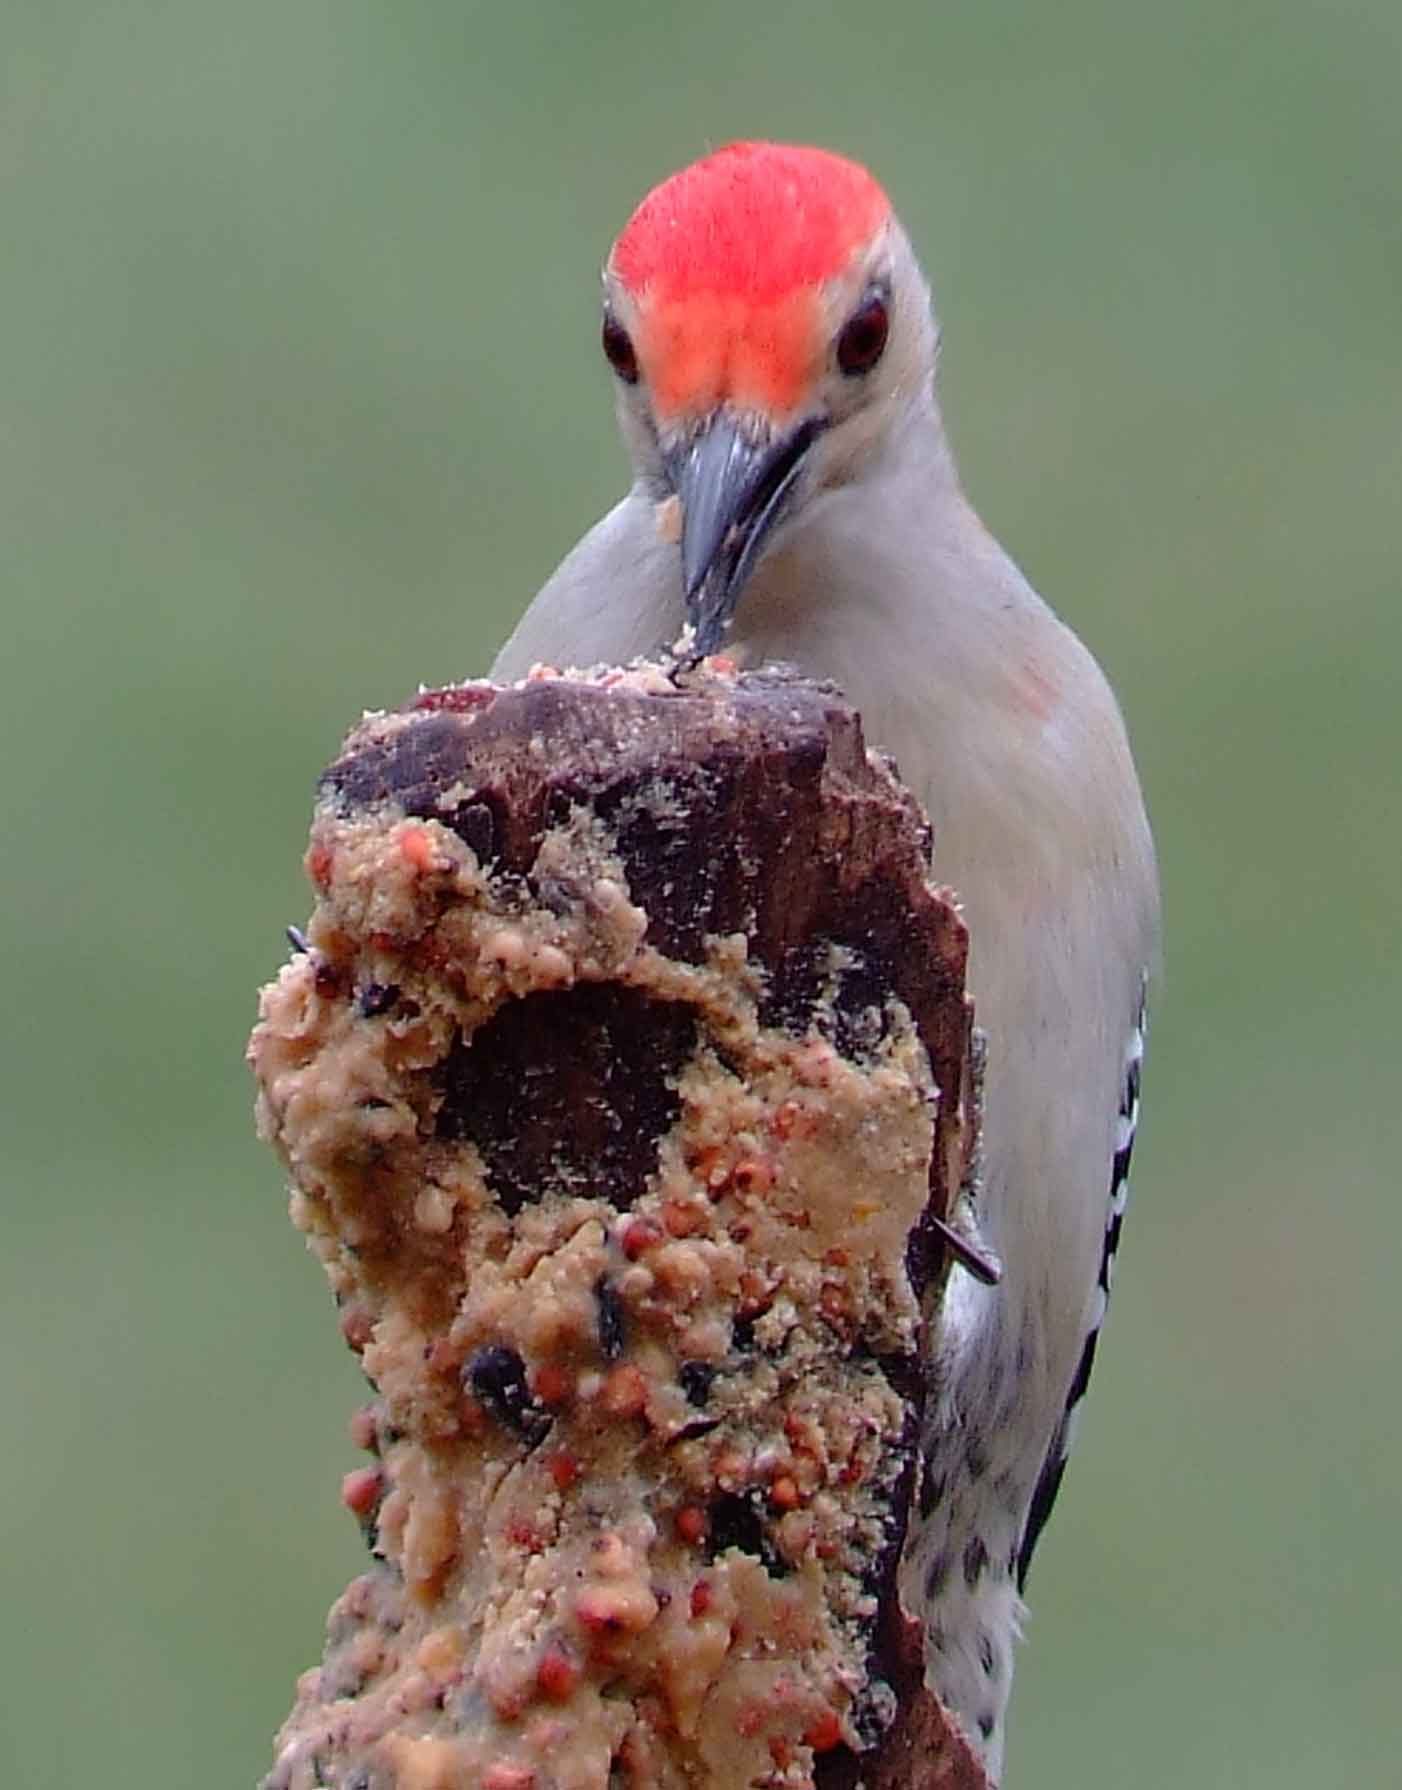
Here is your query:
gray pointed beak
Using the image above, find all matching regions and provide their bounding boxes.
[664,411,825,656]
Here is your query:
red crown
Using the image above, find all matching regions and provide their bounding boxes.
[614,142,889,305]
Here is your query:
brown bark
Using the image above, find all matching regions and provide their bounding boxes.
[250,664,990,1790]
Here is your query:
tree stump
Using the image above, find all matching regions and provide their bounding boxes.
[249,662,989,1790]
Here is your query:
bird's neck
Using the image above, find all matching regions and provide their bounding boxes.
[726,396,1047,746]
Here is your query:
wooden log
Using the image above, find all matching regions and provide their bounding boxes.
[249,662,989,1790]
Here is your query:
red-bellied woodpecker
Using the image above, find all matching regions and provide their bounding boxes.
[493,141,1159,1779]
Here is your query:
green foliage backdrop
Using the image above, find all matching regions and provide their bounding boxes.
[2,3,1398,1784]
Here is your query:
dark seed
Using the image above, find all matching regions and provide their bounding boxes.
[673,1414,723,1441]
[285,924,309,953]
[596,1278,626,1360]
[678,1361,716,1406]
[357,981,400,1017]
[466,1345,547,1441]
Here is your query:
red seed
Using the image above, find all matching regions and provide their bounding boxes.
[339,1307,373,1352]
[546,1450,579,1492]
[397,823,436,872]
[619,1216,662,1259]
[804,1711,843,1753]
[535,1641,580,1702]
[305,841,334,888]
[661,1198,704,1237]
[688,1146,731,1192]
[690,1580,713,1618]
[737,1269,771,1315]
[732,1155,773,1196]
[340,1467,382,1517]
[532,1363,572,1407]
[769,1475,801,1511]
[600,1364,647,1420]
[675,1505,707,1545]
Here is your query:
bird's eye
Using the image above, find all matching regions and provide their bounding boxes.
[836,288,890,377]
[602,312,640,384]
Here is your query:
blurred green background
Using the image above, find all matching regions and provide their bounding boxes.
[3,2,1398,1784]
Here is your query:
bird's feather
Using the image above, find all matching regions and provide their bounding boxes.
[1016,991,1147,1589]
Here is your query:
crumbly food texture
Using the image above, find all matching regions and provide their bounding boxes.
[249,665,964,1790]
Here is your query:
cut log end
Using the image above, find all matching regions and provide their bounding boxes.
[249,661,988,1790]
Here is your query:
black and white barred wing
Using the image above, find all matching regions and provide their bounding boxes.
[1016,993,1147,1588]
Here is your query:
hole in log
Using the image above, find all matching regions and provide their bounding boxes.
[435,984,698,1213]
[705,1491,790,1579]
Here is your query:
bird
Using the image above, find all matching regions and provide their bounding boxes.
[492,140,1159,1781]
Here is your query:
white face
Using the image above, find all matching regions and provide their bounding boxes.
[597,215,940,652]
[803,220,940,493]
[601,218,940,501]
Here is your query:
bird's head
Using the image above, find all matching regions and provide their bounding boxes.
[601,142,938,654]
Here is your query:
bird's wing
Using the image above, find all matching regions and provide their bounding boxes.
[1015,987,1147,1589]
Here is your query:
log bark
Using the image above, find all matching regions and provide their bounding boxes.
[249,663,989,1790]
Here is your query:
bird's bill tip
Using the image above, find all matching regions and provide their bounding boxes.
[665,409,825,655]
